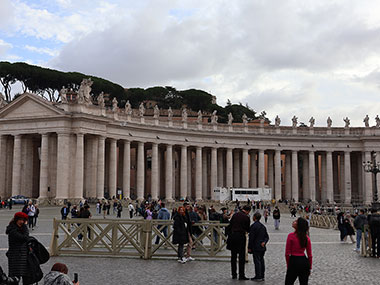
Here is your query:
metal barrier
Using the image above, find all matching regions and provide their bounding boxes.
[360,225,373,257]
[300,213,338,229]
[50,218,230,260]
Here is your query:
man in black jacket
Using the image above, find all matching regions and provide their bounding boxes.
[228,205,251,280]
[368,208,380,258]
[248,212,269,282]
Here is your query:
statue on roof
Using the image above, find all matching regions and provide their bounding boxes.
[211,110,218,124]
[292,116,298,128]
[376,115,380,128]
[343,117,350,128]
[327,116,332,128]
[77,78,93,105]
[153,105,160,119]
[228,112,233,125]
[139,102,145,117]
[182,107,188,122]
[242,113,248,126]
[59,86,68,103]
[112,97,118,112]
[168,107,173,120]
[363,115,370,127]
[125,100,132,115]
[275,115,281,127]
[309,117,315,128]
[97,92,105,108]
[197,110,202,124]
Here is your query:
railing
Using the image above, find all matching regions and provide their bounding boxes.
[300,213,338,229]
[50,218,230,260]
[360,225,373,257]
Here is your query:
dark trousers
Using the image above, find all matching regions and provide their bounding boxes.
[371,230,380,257]
[338,225,347,241]
[178,243,184,259]
[285,256,310,285]
[252,251,265,279]
[28,216,34,228]
[129,211,133,219]
[231,248,246,278]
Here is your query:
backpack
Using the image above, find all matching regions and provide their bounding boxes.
[23,251,43,285]
[28,237,50,264]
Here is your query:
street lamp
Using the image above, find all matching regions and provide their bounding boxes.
[362,152,380,211]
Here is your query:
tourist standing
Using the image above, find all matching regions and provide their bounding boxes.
[263,208,269,223]
[273,206,281,230]
[71,205,79,218]
[128,203,134,219]
[353,209,367,252]
[27,201,36,230]
[173,206,189,264]
[344,212,355,243]
[368,208,380,258]
[6,212,30,282]
[285,217,313,285]
[248,212,269,282]
[227,205,251,280]
[61,205,69,220]
[155,203,171,244]
[337,210,347,242]
[116,202,123,218]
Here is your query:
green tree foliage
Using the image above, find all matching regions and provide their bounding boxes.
[225,102,257,123]
[0,61,124,102]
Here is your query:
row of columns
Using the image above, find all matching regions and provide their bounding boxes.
[0,132,376,205]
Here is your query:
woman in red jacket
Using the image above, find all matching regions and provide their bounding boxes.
[285,217,312,285]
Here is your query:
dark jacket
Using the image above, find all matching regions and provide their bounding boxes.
[248,221,269,252]
[6,223,29,277]
[227,211,250,252]
[368,213,380,233]
[354,214,367,230]
[273,208,280,219]
[172,213,189,245]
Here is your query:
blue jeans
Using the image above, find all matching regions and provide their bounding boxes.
[274,219,280,229]
[356,229,362,250]
[155,225,168,244]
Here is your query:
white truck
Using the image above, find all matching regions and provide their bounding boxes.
[213,187,272,202]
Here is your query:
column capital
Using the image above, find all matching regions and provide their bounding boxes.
[76,133,84,138]
[98,135,106,141]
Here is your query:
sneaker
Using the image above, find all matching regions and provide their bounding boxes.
[186,256,195,262]
[251,277,264,282]
[353,248,359,252]
[177,257,187,264]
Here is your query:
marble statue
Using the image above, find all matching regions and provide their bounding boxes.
[211,110,218,124]
[168,107,173,120]
[77,78,93,105]
[97,92,105,108]
[376,115,380,128]
[153,105,160,119]
[112,97,118,112]
[182,108,188,122]
[0,92,7,108]
[125,100,132,115]
[275,115,281,127]
[242,113,248,126]
[327,117,332,128]
[292,116,298,128]
[197,110,202,124]
[309,117,315,128]
[139,103,145,117]
[364,115,369,127]
[59,86,68,103]
[228,112,234,125]
[344,117,350,128]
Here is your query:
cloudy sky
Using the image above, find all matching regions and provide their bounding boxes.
[1,0,380,127]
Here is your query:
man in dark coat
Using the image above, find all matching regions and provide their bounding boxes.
[6,212,29,281]
[228,205,251,280]
[248,212,269,282]
[368,208,380,258]
[172,206,189,263]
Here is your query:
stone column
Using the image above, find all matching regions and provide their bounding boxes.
[326,151,334,203]
[285,152,292,200]
[302,154,309,201]
[226,148,233,188]
[241,149,249,188]
[291,150,299,202]
[151,143,159,200]
[364,151,372,204]
[195,146,202,200]
[180,145,187,199]
[343,151,351,204]
[136,142,145,200]
[109,138,117,199]
[202,150,208,199]
[267,152,274,196]
[274,150,282,200]
[250,151,257,188]
[217,149,224,187]
[187,148,192,199]
[123,140,131,199]
[96,136,105,199]
[258,149,265,188]
[39,133,49,199]
[165,144,173,201]
[321,154,327,202]
[0,136,6,198]
[56,133,70,199]
[211,147,217,199]
[309,151,316,201]
[74,133,84,199]
[11,135,22,196]
[233,150,240,187]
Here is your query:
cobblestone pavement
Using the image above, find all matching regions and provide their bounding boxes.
[1,206,379,285]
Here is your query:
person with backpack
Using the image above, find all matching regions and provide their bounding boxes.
[353,209,368,252]
[368,208,380,258]
[116,202,123,218]
[6,212,30,283]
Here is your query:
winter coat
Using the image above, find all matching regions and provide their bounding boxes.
[6,222,29,277]
[43,271,73,285]
[354,214,367,230]
[172,213,189,245]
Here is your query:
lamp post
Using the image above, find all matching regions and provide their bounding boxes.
[362,152,380,211]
